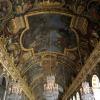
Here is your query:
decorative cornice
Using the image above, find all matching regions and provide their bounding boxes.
[34,0,65,8]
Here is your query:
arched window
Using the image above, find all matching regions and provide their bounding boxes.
[73,96,76,100]
[76,92,80,100]
[70,98,72,100]
[92,75,100,100]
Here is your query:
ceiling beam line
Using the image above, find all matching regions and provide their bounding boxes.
[62,41,100,100]
[0,38,35,100]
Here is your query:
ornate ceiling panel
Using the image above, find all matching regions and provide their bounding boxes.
[20,14,78,53]
[0,0,100,100]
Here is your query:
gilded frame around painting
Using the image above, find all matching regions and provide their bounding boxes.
[20,9,79,56]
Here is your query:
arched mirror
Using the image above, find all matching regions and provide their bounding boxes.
[73,96,76,100]
[76,92,80,100]
[70,98,72,100]
[92,74,100,100]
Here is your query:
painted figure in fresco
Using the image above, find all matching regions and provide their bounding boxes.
[88,1,100,22]
[21,14,78,53]
[0,0,9,19]
[87,1,100,39]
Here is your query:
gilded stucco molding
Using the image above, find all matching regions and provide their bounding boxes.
[0,37,35,100]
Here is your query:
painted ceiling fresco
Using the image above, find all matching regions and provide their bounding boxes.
[21,14,78,53]
[0,0,100,100]
[0,0,10,19]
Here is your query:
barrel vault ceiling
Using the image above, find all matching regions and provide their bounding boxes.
[0,0,100,100]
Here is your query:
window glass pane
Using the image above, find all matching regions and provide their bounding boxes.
[73,96,76,100]
[76,92,80,100]
[92,75,100,100]
[70,98,72,100]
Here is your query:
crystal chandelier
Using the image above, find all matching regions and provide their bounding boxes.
[43,75,59,100]
[8,80,22,95]
[7,80,22,100]
[81,81,94,100]
[43,30,60,100]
